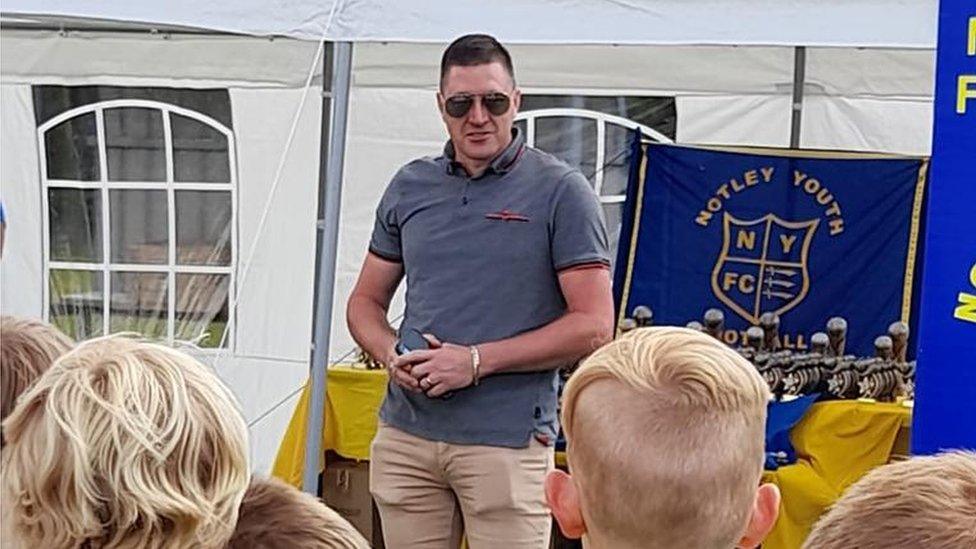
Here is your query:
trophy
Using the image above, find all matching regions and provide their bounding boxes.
[632,305,654,327]
[888,321,909,363]
[759,312,782,351]
[826,317,848,357]
[857,336,902,401]
[703,308,725,340]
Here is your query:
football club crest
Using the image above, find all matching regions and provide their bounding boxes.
[711,213,819,324]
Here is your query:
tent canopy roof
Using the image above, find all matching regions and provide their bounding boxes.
[1,0,937,49]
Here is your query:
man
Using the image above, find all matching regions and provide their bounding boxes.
[0,315,74,442]
[545,327,780,548]
[1,336,250,548]
[802,451,976,548]
[347,34,614,548]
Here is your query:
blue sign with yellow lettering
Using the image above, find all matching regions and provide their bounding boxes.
[912,1,976,455]
[613,142,927,356]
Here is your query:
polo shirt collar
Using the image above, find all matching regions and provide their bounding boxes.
[444,127,525,177]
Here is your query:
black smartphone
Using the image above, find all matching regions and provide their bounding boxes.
[395,327,429,355]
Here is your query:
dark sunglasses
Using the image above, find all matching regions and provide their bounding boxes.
[443,92,512,118]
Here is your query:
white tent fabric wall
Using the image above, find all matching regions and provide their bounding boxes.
[221,86,321,471]
[0,85,45,318]
[676,95,793,146]
[801,48,935,156]
[0,30,324,472]
[231,86,320,363]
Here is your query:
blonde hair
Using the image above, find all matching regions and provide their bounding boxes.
[562,327,770,548]
[1,316,74,427]
[1,335,250,548]
[228,475,370,549]
[802,451,976,549]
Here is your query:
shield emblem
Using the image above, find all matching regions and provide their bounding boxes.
[710,213,819,324]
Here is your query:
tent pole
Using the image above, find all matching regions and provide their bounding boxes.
[789,46,806,148]
[303,40,353,495]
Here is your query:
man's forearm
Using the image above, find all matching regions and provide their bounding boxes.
[347,294,398,365]
[478,311,613,377]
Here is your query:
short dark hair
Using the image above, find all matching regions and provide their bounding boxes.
[440,34,515,89]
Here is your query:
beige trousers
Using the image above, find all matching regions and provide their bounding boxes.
[369,423,554,549]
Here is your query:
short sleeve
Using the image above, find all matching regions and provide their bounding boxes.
[549,171,611,271]
[368,180,402,262]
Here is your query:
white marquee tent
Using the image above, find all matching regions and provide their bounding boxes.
[0,1,938,474]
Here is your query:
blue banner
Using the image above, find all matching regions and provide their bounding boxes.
[613,141,927,357]
[912,1,976,455]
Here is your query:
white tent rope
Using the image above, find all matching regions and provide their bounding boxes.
[246,343,360,428]
[212,40,322,354]
[245,310,404,428]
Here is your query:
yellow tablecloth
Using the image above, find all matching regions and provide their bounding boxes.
[273,366,910,548]
[761,400,910,549]
[272,366,388,487]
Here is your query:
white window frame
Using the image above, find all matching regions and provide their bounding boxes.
[516,108,672,206]
[38,98,238,350]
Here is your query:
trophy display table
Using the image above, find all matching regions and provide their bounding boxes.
[273,365,910,548]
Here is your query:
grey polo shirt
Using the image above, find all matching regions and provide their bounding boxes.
[370,128,610,448]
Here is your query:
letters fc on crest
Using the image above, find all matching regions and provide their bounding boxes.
[711,213,819,324]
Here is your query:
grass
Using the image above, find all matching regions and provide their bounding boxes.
[49,269,229,347]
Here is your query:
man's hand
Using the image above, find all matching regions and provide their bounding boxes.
[394,334,474,398]
[384,344,421,393]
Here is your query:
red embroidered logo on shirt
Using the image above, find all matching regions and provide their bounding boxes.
[485,210,530,222]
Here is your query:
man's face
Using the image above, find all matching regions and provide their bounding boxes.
[438,61,521,168]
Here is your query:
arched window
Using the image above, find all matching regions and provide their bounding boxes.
[516,102,673,264]
[39,98,236,347]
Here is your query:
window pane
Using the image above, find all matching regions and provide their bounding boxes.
[521,95,676,140]
[176,191,232,266]
[602,202,624,269]
[110,271,168,339]
[49,269,104,340]
[48,188,103,262]
[172,114,230,183]
[44,113,99,180]
[602,124,636,197]
[110,190,168,264]
[34,86,232,130]
[175,274,229,348]
[104,107,165,182]
[616,97,677,140]
[534,117,597,183]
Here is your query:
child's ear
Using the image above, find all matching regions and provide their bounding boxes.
[738,483,781,548]
[545,469,587,539]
